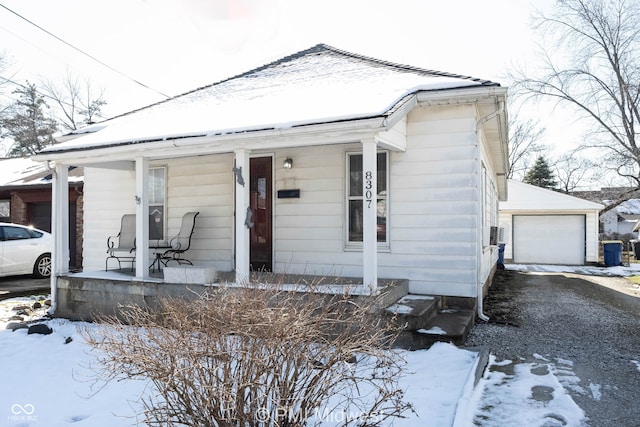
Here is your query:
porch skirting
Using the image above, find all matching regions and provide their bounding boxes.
[53,273,410,322]
[54,275,215,321]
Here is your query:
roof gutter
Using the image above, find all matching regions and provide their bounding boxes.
[474,99,507,323]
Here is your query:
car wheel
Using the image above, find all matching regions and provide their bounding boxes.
[33,253,52,279]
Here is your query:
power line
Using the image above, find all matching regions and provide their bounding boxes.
[0,3,171,99]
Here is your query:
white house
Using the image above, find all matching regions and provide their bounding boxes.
[499,180,603,265]
[33,44,509,319]
[602,199,640,237]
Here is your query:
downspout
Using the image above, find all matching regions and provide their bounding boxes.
[475,100,505,322]
[45,160,57,316]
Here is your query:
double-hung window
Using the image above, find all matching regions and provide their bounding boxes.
[347,151,388,246]
[149,166,166,241]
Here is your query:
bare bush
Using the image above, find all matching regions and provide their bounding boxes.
[82,284,412,427]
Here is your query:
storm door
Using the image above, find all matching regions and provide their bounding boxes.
[249,157,273,271]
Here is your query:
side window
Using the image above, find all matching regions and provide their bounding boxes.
[149,166,166,241]
[3,226,33,241]
[0,200,9,223]
[347,152,388,244]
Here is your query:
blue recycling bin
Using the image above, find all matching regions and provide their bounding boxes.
[603,240,623,267]
[498,243,506,268]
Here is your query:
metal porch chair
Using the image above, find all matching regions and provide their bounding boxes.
[157,212,199,268]
[106,214,136,271]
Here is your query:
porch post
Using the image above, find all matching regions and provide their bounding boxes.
[50,163,69,313]
[135,157,150,279]
[362,138,378,294]
[53,163,70,273]
[234,149,250,283]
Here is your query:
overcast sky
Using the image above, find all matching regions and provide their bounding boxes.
[1,0,577,153]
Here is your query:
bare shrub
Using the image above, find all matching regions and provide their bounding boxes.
[82,284,412,427]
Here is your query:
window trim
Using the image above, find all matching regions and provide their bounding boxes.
[345,150,390,250]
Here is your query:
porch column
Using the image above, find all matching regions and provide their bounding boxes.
[362,138,378,294]
[234,149,250,283]
[135,157,150,279]
[50,163,69,308]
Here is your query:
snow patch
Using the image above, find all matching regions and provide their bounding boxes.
[417,326,446,335]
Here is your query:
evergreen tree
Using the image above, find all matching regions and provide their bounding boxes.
[2,82,58,157]
[523,156,558,189]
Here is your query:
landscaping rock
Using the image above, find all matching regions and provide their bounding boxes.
[32,302,42,309]
[6,322,28,331]
[11,305,31,311]
[27,324,53,335]
[9,315,24,321]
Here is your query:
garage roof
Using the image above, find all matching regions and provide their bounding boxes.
[500,180,604,211]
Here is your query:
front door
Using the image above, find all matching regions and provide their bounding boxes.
[249,157,273,271]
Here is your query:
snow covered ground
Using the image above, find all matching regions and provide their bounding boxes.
[1,262,635,426]
[0,295,479,427]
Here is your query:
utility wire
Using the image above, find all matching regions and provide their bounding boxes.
[0,3,171,99]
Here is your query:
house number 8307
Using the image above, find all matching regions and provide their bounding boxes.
[365,171,373,208]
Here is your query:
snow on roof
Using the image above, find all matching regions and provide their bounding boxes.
[42,44,499,155]
[500,180,604,211]
[604,198,640,215]
[0,157,83,187]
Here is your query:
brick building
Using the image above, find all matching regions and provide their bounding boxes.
[0,157,83,269]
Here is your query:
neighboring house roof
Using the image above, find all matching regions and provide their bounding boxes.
[0,157,83,189]
[500,180,604,211]
[40,44,501,155]
[603,198,640,215]
[618,213,640,222]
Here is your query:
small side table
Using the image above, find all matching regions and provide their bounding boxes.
[150,243,172,272]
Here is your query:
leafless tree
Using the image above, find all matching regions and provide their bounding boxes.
[40,71,106,131]
[510,0,640,213]
[553,148,603,193]
[507,109,547,180]
[0,52,13,118]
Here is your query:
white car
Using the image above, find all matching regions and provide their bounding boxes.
[0,223,52,279]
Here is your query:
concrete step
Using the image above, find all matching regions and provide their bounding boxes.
[390,304,476,350]
[384,295,441,330]
[374,279,409,310]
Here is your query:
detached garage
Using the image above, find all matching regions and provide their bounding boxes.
[499,180,603,265]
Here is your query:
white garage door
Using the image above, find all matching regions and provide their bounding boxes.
[513,215,585,265]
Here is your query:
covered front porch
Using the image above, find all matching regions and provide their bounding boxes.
[43,125,405,316]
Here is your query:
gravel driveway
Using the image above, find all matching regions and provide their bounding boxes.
[465,269,640,426]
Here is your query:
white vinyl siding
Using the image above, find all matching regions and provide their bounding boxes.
[274,145,353,276]
[387,105,481,297]
[82,168,136,272]
[82,155,235,272]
